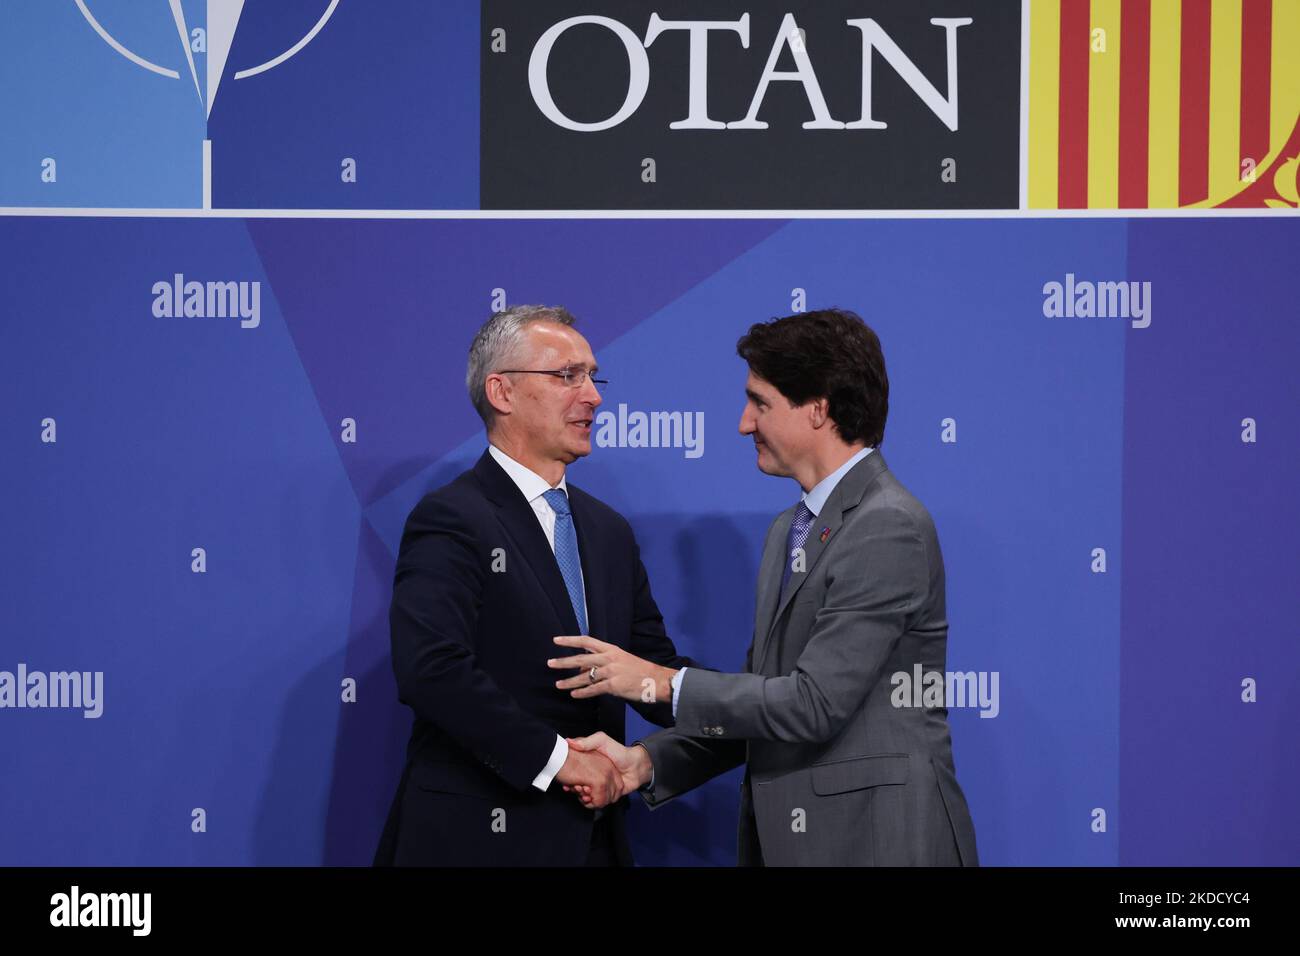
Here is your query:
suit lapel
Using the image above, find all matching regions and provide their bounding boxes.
[568,496,621,732]
[751,508,793,674]
[754,450,891,675]
[567,489,617,731]
[472,451,580,635]
[769,508,844,630]
[754,505,846,676]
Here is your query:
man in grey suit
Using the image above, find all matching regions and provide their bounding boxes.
[548,308,978,866]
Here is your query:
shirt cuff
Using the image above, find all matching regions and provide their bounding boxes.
[671,667,686,718]
[531,734,569,791]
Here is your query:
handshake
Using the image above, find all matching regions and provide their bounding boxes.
[554,732,653,809]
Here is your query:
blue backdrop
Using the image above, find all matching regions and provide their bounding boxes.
[2,216,1295,865]
[1,0,1296,868]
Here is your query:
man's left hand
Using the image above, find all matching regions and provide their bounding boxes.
[549,636,677,704]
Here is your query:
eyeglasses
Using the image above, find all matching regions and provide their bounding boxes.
[498,365,609,390]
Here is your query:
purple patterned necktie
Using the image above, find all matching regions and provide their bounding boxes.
[781,502,815,593]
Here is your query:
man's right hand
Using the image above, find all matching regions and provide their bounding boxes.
[562,732,652,806]
[554,745,622,808]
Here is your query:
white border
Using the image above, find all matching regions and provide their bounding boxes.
[0,207,1294,219]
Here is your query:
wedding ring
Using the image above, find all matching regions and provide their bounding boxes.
[589,667,599,684]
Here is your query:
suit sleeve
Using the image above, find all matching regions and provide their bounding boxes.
[634,633,755,807]
[637,730,747,808]
[622,528,702,729]
[672,505,929,744]
[389,494,561,792]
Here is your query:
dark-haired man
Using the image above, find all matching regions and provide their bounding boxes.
[551,308,978,866]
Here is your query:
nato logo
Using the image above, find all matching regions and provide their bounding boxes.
[76,0,338,118]
[73,0,339,207]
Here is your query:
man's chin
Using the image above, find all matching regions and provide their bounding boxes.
[562,442,591,462]
[754,450,786,477]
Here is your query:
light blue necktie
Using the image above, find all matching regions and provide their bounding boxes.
[781,502,815,593]
[541,489,588,635]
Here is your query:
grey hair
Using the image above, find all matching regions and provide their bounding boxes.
[466,304,577,427]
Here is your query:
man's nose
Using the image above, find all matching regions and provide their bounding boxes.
[739,407,755,434]
[579,376,602,408]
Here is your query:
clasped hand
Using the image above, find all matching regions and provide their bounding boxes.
[547,636,667,808]
[557,733,653,809]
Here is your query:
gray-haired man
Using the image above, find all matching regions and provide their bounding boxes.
[373,306,697,866]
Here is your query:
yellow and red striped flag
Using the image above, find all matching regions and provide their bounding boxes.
[1028,0,1300,208]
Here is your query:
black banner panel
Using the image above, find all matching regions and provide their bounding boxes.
[482,0,1022,208]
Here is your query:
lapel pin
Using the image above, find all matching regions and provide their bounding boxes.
[820,527,831,543]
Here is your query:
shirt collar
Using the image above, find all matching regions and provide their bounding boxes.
[802,446,874,517]
[488,443,568,503]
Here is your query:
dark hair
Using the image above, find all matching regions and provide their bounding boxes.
[736,308,889,447]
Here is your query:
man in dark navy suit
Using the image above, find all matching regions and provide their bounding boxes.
[373,305,695,866]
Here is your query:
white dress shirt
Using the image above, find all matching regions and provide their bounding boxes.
[487,444,587,791]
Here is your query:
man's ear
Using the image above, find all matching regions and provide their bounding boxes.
[808,397,831,429]
[485,373,513,417]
